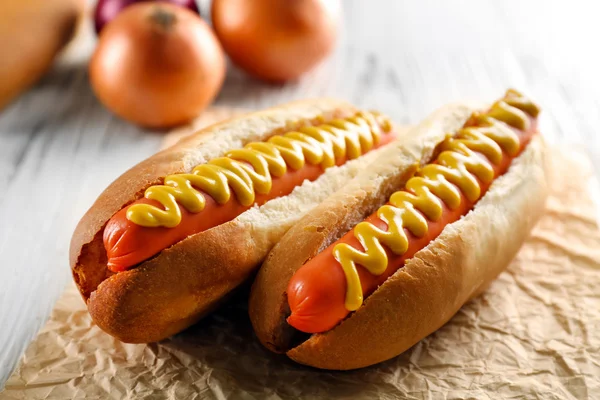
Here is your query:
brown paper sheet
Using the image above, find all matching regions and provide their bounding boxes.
[2,118,600,398]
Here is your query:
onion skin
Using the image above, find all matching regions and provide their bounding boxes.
[90,3,225,128]
[212,0,341,82]
[94,0,200,34]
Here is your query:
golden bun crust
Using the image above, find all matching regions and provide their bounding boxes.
[69,98,402,343]
[250,102,476,352]
[249,103,549,370]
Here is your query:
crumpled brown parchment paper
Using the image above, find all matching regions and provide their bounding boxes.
[2,113,600,399]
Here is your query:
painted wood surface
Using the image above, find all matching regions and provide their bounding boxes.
[1,0,599,386]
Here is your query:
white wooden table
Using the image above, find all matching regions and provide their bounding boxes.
[1,0,599,387]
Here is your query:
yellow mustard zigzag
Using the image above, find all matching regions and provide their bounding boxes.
[127,111,392,228]
[332,89,540,311]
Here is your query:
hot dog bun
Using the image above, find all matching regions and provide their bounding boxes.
[70,99,401,343]
[249,98,549,370]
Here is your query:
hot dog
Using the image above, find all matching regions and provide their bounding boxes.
[104,145,373,272]
[70,99,400,343]
[249,90,549,370]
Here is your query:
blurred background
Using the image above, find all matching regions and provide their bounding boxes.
[1,0,599,385]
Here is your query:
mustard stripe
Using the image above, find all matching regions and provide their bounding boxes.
[333,90,539,311]
[126,111,393,228]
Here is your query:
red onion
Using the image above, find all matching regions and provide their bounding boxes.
[94,0,200,34]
